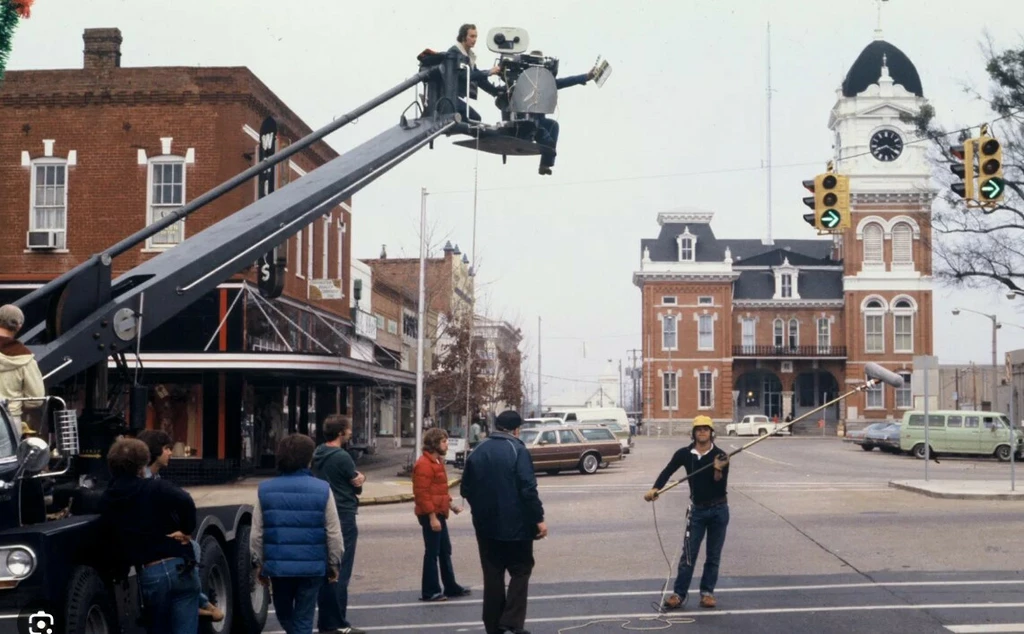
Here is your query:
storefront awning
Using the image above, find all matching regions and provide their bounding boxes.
[108,352,416,386]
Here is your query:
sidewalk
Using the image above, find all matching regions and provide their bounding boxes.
[185,444,462,508]
[889,479,1024,500]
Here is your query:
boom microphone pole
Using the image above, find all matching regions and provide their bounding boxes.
[651,363,909,498]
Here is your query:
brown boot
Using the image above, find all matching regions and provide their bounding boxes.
[699,594,716,608]
[662,593,685,610]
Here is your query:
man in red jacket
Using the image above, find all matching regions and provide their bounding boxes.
[413,427,472,602]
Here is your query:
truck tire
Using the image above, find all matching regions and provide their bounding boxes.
[758,428,768,437]
[231,524,269,634]
[199,536,234,634]
[64,566,118,634]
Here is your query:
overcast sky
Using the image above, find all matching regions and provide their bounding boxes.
[11,0,1024,401]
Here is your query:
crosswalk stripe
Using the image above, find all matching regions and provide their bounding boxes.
[946,625,1024,633]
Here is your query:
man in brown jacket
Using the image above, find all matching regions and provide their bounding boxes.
[0,305,44,434]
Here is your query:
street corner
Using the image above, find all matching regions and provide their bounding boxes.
[447,476,461,489]
[888,479,1024,500]
[358,477,460,506]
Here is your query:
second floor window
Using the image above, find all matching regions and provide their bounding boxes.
[741,318,755,351]
[698,314,714,350]
[31,161,67,249]
[148,159,185,246]
[773,318,784,347]
[896,373,912,408]
[662,315,677,350]
[817,318,831,352]
[788,318,799,349]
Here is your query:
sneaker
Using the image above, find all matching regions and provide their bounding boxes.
[700,594,716,608]
[662,593,685,610]
[445,586,472,598]
[419,593,447,602]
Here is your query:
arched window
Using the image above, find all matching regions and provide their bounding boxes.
[863,223,883,263]
[773,318,784,348]
[892,297,915,353]
[864,298,885,353]
[788,318,799,349]
[892,222,913,264]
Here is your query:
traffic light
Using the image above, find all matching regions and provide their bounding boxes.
[977,135,1005,204]
[801,179,818,229]
[949,140,975,201]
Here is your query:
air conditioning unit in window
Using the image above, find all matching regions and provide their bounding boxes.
[26,230,62,250]
[781,361,793,373]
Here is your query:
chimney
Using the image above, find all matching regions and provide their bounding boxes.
[83,28,123,70]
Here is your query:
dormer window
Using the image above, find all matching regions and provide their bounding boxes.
[677,227,696,262]
[773,257,800,300]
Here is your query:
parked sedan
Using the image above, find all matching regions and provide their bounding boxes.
[864,422,902,453]
[846,422,891,447]
[519,424,623,475]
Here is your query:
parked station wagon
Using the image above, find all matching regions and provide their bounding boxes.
[519,424,624,475]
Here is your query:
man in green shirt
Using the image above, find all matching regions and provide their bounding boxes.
[313,415,367,634]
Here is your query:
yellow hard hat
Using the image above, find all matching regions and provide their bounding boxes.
[692,415,714,429]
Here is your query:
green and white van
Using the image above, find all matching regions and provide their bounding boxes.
[898,410,1023,461]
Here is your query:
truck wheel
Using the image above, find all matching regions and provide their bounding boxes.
[231,524,269,634]
[65,566,117,634]
[728,430,736,436]
[758,429,767,437]
[995,445,1013,462]
[199,536,234,634]
[912,443,931,460]
[861,444,874,451]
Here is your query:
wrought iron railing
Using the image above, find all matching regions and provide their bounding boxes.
[732,345,847,357]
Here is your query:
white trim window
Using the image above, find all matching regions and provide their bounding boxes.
[698,371,713,409]
[893,298,914,353]
[663,371,678,410]
[864,299,885,353]
[677,227,696,262]
[866,382,884,409]
[773,318,784,348]
[30,160,68,249]
[698,314,714,350]
[892,222,913,265]
[863,223,884,264]
[741,318,755,353]
[788,318,799,349]
[296,228,304,278]
[896,372,912,409]
[662,315,678,351]
[817,317,831,353]
[147,158,186,246]
[781,273,793,298]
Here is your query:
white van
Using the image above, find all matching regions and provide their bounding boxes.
[542,407,634,453]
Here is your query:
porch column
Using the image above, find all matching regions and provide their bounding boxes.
[782,391,794,419]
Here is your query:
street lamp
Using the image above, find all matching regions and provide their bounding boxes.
[952,307,1000,410]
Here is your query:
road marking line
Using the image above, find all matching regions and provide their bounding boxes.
[742,451,794,466]
[946,626,1024,633]
[263,602,1024,632]
[318,579,1024,612]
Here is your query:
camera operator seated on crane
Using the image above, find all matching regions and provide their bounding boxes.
[449,23,501,122]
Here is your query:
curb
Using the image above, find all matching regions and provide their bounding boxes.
[359,477,462,507]
[888,480,1024,500]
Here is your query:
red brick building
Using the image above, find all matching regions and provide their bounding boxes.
[634,37,934,432]
[0,28,412,481]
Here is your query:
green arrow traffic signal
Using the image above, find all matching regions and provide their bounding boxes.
[979,177,1005,201]
[820,209,841,229]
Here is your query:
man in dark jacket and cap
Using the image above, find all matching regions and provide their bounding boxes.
[461,410,546,634]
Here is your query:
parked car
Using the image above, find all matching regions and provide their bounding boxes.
[726,415,790,437]
[542,407,634,453]
[847,422,892,448]
[518,424,624,475]
[863,422,902,453]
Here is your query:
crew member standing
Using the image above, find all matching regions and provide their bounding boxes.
[644,415,729,610]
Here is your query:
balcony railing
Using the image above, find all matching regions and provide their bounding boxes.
[732,345,847,358]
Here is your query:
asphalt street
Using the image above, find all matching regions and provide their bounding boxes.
[260,435,1024,633]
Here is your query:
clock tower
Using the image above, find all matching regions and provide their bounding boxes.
[829,32,936,423]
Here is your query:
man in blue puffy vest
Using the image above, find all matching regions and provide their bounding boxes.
[251,433,344,634]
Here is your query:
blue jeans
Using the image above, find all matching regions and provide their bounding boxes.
[190,539,210,607]
[139,557,201,634]
[318,512,358,630]
[271,576,323,634]
[673,503,729,599]
[418,514,462,599]
[536,117,559,167]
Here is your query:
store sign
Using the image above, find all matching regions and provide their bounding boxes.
[355,308,377,340]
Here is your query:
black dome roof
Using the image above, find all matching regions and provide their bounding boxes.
[841,40,923,98]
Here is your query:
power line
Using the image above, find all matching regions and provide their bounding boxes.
[429,109,1024,196]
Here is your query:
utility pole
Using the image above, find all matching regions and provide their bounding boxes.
[537,316,542,415]
[619,359,624,408]
[415,187,427,458]
[955,368,960,410]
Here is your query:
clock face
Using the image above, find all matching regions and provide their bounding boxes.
[870,129,903,162]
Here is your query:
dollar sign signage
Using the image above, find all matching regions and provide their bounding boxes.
[256,116,285,298]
